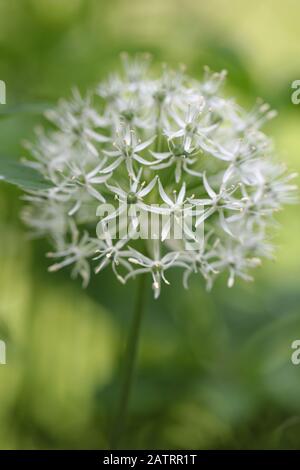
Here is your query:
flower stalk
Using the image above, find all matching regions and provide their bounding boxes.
[110,272,147,449]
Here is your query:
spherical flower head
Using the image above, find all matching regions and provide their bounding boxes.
[22,54,297,297]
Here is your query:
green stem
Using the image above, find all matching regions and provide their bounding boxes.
[110,273,147,449]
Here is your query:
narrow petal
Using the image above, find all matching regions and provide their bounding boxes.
[177,182,186,205]
[158,180,173,206]
[139,176,158,197]
[203,172,217,199]
[135,136,155,152]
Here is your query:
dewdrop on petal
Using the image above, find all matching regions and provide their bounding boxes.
[21,54,297,297]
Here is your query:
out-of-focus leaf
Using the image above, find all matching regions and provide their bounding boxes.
[0,103,52,119]
[0,159,52,190]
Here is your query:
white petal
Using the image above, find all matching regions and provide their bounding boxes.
[202,172,217,199]
[158,180,173,206]
[135,136,155,152]
[177,182,186,205]
[139,176,157,197]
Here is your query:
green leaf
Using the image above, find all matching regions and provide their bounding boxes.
[0,159,52,190]
[0,102,52,119]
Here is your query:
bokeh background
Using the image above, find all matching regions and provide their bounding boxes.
[0,0,300,449]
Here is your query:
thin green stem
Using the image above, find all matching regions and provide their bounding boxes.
[110,273,147,449]
[155,103,163,153]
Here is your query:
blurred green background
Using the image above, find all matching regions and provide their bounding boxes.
[0,0,300,449]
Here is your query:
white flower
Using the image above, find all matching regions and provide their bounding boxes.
[103,127,156,178]
[97,73,123,103]
[121,52,152,85]
[46,224,98,287]
[227,99,278,134]
[100,169,157,231]
[151,137,202,183]
[181,232,220,290]
[93,227,131,282]
[21,55,297,297]
[45,88,110,157]
[200,66,227,96]
[165,102,218,153]
[125,248,187,299]
[193,172,243,235]
[21,198,68,245]
[148,179,199,242]
[211,241,262,288]
[242,161,298,207]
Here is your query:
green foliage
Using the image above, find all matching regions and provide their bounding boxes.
[0,103,52,119]
[0,159,52,190]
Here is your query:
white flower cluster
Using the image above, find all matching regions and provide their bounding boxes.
[22,54,297,297]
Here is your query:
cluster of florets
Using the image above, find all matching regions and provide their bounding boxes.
[22,54,297,298]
